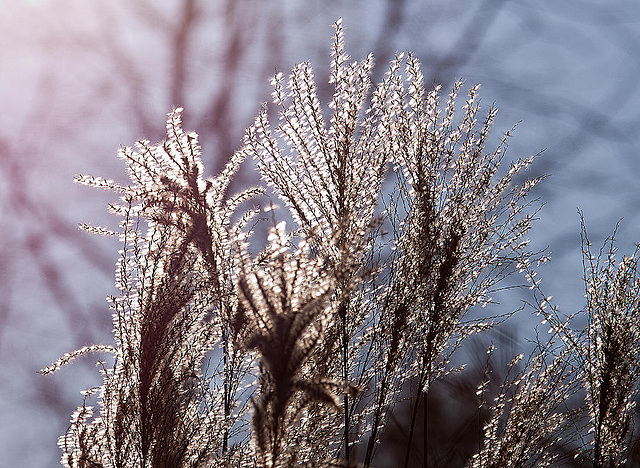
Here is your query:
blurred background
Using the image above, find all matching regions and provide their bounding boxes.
[1,0,639,466]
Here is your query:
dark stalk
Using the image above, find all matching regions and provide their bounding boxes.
[222,324,230,455]
[340,301,351,461]
[364,301,409,467]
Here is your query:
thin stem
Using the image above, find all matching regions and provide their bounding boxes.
[403,344,431,468]
[342,309,351,461]
[423,389,427,468]
[222,324,229,455]
[402,385,422,468]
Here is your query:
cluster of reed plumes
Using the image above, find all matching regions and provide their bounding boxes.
[43,19,640,468]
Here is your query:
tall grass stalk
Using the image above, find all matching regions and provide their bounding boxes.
[44,19,628,468]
